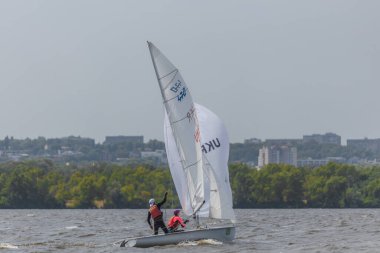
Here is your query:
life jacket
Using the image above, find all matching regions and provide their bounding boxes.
[149,204,162,219]
[168,216,184,229]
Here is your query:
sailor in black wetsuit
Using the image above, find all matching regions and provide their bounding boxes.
[147,192,169,235]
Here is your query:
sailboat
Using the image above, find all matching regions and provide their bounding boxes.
[120,42,235,248]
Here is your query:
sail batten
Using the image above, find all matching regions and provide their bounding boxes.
[159,69,178,81]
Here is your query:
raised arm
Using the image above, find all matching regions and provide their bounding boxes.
[157,192,168,207]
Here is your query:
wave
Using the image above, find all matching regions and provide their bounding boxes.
[65,226,79,230]
[178,239,223,247]
[0,243,18,249]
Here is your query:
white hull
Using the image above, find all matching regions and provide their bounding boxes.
[120,225,235,248]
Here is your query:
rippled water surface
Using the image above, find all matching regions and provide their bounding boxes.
[1,209,379,252]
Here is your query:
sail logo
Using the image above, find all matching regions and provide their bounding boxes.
[201,138,221,154]
[177,87,187,101]
[186,106,197,122]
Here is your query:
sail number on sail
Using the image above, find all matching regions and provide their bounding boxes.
[201,138,221,154]
[170,80,182,92]
[169,79,187,102]
[177,87,187,101]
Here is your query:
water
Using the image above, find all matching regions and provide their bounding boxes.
[1,209,379,252]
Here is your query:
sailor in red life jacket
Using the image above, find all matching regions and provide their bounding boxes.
[147,192,169,235]
[167,209,189,232]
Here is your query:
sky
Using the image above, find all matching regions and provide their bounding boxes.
[0,0,379,144]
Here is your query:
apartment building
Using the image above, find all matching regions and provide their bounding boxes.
[258,145,297,168]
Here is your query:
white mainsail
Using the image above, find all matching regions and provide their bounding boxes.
[148,42,205,214]
[149,42,235,221]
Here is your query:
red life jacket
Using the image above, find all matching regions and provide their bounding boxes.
[168,216,185,229]
[149,204,162,219]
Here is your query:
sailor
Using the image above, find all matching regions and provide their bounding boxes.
[167,209,189,232]
[147,192,169,235]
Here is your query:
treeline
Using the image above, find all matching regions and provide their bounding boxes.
[231,162,380,208]
[0,160,380,208]
[0,160,176,209]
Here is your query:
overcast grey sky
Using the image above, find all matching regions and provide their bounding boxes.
[0,0,379,144]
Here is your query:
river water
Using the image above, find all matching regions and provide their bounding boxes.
[1,209,379,252]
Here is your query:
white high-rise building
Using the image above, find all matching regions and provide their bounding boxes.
[258,145,297,168]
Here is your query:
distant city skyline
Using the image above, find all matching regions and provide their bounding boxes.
[2,132,380,146]
[1,1,379,144]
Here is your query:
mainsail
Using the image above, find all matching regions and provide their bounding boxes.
[148,42,235,221]
[148,42,205,214]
